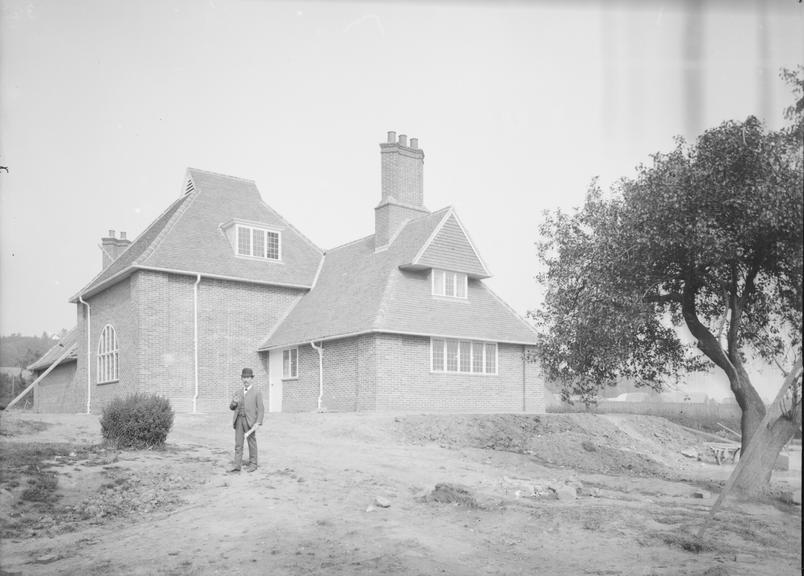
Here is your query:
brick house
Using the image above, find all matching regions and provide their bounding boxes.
[31,132,544,414]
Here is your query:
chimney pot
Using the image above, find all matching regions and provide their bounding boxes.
[120,231,127,240]
[376,130,425,247]
[108,229,115,238]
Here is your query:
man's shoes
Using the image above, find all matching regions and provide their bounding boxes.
[227,467,241,473]
[245,464,258,472]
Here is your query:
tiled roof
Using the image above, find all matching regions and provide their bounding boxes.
[411,212,490,277]
[27,328,78,372]
[260,207,537,350]
[72,169,323,300]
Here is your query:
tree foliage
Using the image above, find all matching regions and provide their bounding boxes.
[533,73,803,458]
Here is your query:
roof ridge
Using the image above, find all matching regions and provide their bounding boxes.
[327,233,375,252]
[187,167,255,183]
[372,258,401,329]
[409,206,454,264]
[139,186,201,266]
[70,192,192,300]
[259,291,306,347]
[481,282,539,337]
[257,199,323,255]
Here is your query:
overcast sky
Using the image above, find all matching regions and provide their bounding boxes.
[1,1,801,369]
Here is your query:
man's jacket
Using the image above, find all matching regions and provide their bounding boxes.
[230,385,265,429]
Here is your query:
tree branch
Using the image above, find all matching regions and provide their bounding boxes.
[681,276,737,381]
[642,290,682,305]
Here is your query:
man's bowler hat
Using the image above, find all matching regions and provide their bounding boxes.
[241,368,254,379]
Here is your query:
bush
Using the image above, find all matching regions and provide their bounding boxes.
[100,393,174,449]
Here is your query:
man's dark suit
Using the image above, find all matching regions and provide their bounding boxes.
[230,384,265,469]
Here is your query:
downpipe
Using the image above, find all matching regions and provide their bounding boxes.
[192,274,201,414]
[310,341,323,412]
[79,295,91,414]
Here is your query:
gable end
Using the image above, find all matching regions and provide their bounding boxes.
[412,211,490,278]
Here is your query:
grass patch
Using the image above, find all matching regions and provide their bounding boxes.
[1,441,202,539]
[0,418,51,437]
[662,532,711,553]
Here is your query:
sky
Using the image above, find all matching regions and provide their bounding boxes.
[1,0,802,397]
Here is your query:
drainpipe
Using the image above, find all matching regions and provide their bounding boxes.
[192,274,201,414]
[310,341,323,412]
[79,295,91,414]
[522,347,527,412]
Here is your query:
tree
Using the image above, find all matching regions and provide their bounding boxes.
[533,76,803,493]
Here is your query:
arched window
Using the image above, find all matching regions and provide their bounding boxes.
[97,324,119,383]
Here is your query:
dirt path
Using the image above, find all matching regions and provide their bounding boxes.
[1,411,800,575]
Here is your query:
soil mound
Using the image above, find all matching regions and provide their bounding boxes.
[394,413,705,478]
[419,483,479,508]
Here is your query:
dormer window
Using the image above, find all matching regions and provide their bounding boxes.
[235,224,280,260]
[432,269,467,299]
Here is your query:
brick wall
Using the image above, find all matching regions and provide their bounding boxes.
[74,277,138,414]
[355,334,377,411]
[280,333,546,413]
[65,270,302,414]
[373,334,545,412]
[281,343,320,412]
[136,272,194,409]
[33,362,82,413]
[136,271,302,413]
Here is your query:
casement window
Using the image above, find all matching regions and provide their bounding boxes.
[236,224,280,260]
[430,338,498,374]
[97,324,119,384]
[431,269,467,299]
[282,348,298,379]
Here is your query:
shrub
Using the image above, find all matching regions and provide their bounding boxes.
[100,393,174,449]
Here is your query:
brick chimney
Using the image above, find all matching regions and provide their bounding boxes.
[101,230,132,269]
[374,131,429,248]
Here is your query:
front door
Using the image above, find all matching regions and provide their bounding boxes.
[268,350,283,412]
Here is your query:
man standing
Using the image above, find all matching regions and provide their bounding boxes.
[228,367,265,473]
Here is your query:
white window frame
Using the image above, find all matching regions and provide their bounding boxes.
[431,269,468,299]
[282,347,298,379]
[235,224,281,261]
[430,338,498,375]
[97,324,119,384]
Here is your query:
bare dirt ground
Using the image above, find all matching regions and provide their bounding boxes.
[0,410,800,576]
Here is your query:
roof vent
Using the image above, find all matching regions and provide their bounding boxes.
[184,177,196,195]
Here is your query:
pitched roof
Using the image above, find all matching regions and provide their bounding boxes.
[27,328,78,372]
[72,169,323,300]
[260,207,537,350]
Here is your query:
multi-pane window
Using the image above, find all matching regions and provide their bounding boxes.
[236,225,280,260]
[446,340,459,371]
[431,338,497,374]
[282,348,298,379]
[432,269,468,299]
[484,343,496,373]
[97,324,119,383]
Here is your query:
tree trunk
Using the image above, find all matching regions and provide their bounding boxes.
[733,413,798,494]
[731,359,802,495]
[729,369,766,452]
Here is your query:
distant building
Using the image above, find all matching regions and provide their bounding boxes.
[30,133,544,414]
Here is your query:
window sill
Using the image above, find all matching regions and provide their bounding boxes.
[430,371,498,376]
[96,380,120,386]
[431,295,470,303]
[282,376,298,381]
[234,254,284,264]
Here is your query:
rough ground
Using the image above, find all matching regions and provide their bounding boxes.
[0,410,800,576]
